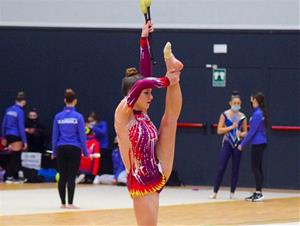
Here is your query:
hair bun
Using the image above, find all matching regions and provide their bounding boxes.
[64,88,77,103]
[232,90,239,96]
[125,67,139,77]
[16,91,26,101]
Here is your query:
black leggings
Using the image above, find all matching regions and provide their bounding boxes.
[56,145,81,205]
[6,151,22,178]
[6,135,22,178]
[251,144,267,192]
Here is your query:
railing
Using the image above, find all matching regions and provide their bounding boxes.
[178,123,300,132]
[177,123,206,129]
[271,126,300,131]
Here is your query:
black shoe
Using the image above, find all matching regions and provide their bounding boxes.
[252,193,264,202]
[245,193,256,201]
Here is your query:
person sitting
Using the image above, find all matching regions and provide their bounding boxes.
[76,127,100,184]
[112,137,126,185]
[93,137,126,185]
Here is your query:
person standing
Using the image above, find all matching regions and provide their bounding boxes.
[52,89,89,209]
[114,21,183,226]
[25,108,47,153]
[1,91,28,183]
[238,92,268,202]
[211,91,247,199]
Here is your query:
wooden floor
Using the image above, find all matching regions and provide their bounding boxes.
[0,197,299,226]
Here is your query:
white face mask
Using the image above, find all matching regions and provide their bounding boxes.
[231,105,241,112]
[89,121,96,126]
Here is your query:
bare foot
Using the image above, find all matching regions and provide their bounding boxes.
[164,42,184,72]
[67,204,80,209]
[60,204,67,209]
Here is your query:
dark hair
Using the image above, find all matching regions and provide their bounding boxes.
[88,111,100,122]
[29,107,38,113]
[16,91,26,102]
[230,90,241,101]
[64,89,77,103]
[252,92,268,128]
[121,67,143,96]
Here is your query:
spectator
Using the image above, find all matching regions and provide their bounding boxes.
[1,91,28,183]
[92,137,126,185]
[112,137,126,185]
[25,108,47,153]
[86,112,109,149]
[76,126,100,184]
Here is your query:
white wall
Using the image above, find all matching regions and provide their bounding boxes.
[0,0,299,29]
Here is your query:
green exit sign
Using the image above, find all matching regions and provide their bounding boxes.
[212,68,226,87]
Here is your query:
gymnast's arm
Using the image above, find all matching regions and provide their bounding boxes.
[114,76,170,170]
[139,21,154,78]
[217,114,236,135]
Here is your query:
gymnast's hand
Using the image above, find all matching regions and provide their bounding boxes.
[141,21,154,38]
[1,138,7,147]
[23,143,28,151]
[166,69,181,86]
[237,145,242,151]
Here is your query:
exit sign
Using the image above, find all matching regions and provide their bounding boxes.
[212,68,226,87]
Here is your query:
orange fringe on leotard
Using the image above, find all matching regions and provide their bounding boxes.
[127,172,166,198]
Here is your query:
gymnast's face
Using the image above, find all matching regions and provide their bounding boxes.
[135,88,153,112]
[230,97,241,111]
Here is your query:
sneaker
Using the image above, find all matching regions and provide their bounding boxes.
[93,175,101,185]
[209,193,217,199]
[17,178,27,183]
[245,193,256,201]
[252,193,264,202]
[76,174,85,184]
[5,177,23,184]
[5,177,14,184]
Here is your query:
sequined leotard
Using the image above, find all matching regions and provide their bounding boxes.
[127,110,166,197]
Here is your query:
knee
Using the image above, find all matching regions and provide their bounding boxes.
[217,163,227,174]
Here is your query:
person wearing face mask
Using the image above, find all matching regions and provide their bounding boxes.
[86,112,109,150]
[211,91,247,199]
[238,92,268,202]
[25,108,47,153]
[1,91,28,183]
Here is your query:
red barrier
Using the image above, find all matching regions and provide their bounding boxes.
[177,123,205,128]
[211,124,300,131]
[211,123,250,129]
[271,126,300,131]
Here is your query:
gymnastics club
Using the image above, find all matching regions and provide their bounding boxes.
[139,0,156,65]
[140,0,148,21]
